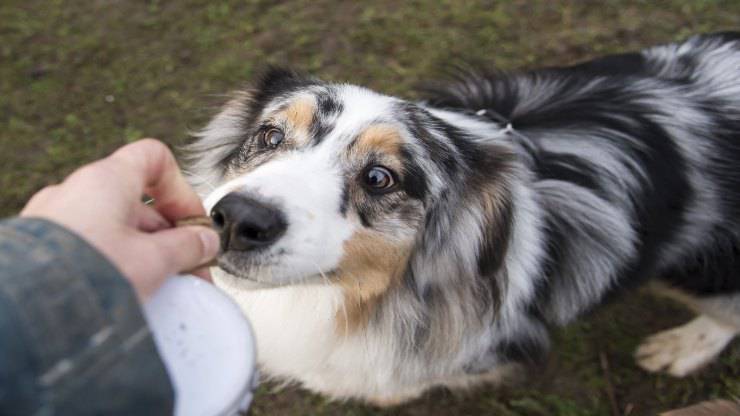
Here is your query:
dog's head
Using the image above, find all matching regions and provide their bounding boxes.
[186,68,517,326]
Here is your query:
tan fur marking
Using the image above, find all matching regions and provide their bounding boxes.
[285,97,315,131]
[334,230,410,334]
[354,124,404,159]
[272,96,316,146]
[481,184,511,222]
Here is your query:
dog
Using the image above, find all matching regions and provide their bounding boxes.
[184,32,740,405]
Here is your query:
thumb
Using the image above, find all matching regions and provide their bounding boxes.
[149,226,220,276]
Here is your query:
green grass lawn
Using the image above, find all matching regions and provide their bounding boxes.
[2,1,738,414]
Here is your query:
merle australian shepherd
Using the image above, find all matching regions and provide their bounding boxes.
[184,32,740,405]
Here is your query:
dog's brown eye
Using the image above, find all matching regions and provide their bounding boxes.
[263,128,285,147]
[364,166,395,191]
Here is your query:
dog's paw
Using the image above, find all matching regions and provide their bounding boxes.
[635,315,738,377]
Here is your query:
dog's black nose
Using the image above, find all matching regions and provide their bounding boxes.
[210,193,287,251]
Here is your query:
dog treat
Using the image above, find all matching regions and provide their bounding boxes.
[176,215,218,268]
[176,215,215,229]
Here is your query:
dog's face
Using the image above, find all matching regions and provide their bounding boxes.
[195,69,438,290]
[189,69,514,309]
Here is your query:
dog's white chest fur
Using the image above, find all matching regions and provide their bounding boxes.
[213,274,402,399]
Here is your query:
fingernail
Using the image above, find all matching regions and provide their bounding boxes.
[199,228,220,262]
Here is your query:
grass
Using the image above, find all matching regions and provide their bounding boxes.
[2,1,739,414]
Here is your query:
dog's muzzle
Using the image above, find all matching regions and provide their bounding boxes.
[210,193,287,252]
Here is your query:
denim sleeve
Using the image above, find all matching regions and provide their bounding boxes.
[0,218,174,416]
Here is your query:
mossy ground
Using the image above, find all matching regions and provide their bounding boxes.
[2,1,738,415]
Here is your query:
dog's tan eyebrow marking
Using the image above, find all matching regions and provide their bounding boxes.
[286,97,315,129]
[273,96,317,146]
[352,124,404,159]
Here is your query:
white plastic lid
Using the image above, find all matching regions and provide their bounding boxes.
[143,275,257,416]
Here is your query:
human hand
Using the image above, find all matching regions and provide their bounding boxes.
[20,139,219,300]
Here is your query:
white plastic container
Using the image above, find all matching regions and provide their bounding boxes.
[143,275,257,416]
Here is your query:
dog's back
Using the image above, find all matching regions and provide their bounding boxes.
[428,32,740,310]
[426,32,740,378]
[640,32,740,295]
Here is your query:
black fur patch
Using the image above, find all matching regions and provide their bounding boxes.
[399,146,428,200]
[252,67,316,110]
[357,209,371,228]
[566,51,647,76]
[476,199,513,281]
[494,336,548,368]
[339,180,350,216]
[401,105,459,177]
[535,153,602,194]
[311,90,343,145]
[661,229,740,294]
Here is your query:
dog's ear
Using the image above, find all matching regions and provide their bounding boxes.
[405,137,515,313]
[181,89,255,195]
[252,66,316,105]
[182,67,318,193]
[414,141,514,295]
[393,138,519,357]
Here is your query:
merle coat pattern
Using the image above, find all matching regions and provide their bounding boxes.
[185,32,740,404]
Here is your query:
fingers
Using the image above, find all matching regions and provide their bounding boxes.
[147,225,220,277]
[108,139,205,221]
[188,266,214,283]
[135,203,172,232]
